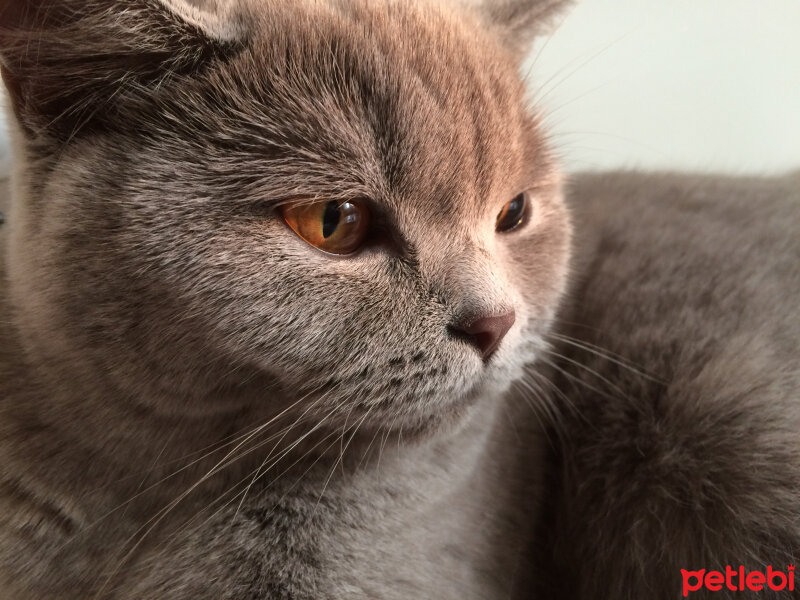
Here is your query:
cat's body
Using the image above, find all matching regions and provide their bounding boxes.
[0,0,798,598]
[546,171,800,599]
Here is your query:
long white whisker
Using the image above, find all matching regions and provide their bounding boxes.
[93,384,331,598]
[548,332,664,383]
[312,403,375,518]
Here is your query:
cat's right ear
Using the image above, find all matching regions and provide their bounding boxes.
[0,0,244,141]
[472,0,574,58]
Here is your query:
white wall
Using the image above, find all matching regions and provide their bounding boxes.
[527,0,800,174]
[0,110,8,174]
[1,1,798,175]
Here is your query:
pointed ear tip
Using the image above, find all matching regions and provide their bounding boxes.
[480,0,575,31]
[477,0,575,56]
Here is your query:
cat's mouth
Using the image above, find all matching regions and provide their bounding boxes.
[258,320,544,444]
[282,352,525,442]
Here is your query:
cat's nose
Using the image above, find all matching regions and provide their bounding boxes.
[449,310,516,361]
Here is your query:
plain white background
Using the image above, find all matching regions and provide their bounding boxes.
[525,0,800,174]
[1,0,798,175]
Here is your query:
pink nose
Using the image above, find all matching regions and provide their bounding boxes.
[449,310,516,361]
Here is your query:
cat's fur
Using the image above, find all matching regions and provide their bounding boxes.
[0,0,798,598]
[542,170,800,599]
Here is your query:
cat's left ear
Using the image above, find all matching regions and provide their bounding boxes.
[472,0,574,58]
[0,0,244,141]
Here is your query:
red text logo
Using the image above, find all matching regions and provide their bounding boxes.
[681,565,795,597]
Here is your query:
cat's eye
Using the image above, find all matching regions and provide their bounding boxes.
[495,193,528,233]
[281,199,371,255]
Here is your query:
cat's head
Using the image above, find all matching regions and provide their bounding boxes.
[0,0,572,435]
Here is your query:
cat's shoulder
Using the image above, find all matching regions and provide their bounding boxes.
[545,170,800,599]
[566,169,799,228]
[564,169,800,282]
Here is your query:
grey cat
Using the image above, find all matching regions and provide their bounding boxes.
[0,0,797,598]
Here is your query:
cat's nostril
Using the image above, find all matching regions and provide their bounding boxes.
[449,310,516,361]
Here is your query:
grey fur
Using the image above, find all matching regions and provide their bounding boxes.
[473,0,574,56]
[0,0,798,598]
[540,171,800,599]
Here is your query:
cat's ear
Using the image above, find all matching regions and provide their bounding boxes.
[0,0,243,141]
[473,0,573,57]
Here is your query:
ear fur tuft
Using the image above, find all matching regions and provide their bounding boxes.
[475,0,573,56]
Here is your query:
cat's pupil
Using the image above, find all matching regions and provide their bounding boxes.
[322,201,341,239]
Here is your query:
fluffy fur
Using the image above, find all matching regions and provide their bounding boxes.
[540,171,800,599]
[0,0,798,598]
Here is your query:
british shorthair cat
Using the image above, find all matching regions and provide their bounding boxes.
[0,1,797,598]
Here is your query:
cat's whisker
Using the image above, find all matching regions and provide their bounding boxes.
[500,401,523,445]
[127,426,348,583]
[120,428,177,522]
[526,366,601,438]
[511,377,564,450]
[523,12,573,82]
[230,385,352,521]
[161,414,359,573]
[537,82,613,122]
[337,392,362,469]
[267,405,372,510]
[92,385,339,598]
[546,349,631,399]
[376,412,401,476]
[529,317,654,366]
[167,425,345,555]
[527,313,615,338]
[158,393,356,555]
[546,128,674,161]
[57,418,298,561]
[518,368,566,426]
[87,381,298,494]
[547,332,666,384]
[526,316,661,388]
[537,354,628,412]
[313,407,361,517]
[356,417,385,474]
[312,403,377,518]
[526,29,636,111]
[81,387,321,541]
[524,367,575,421]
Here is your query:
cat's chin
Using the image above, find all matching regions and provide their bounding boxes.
[350,400,480,447]
[352,373,518,444]
[254,341,536,451]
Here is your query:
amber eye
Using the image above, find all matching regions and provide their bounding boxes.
[281,199,370,255]
[495,192,528,233]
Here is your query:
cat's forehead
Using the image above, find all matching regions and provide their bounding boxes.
[158,0,550,219]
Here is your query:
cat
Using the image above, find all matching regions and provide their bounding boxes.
[0,0,798,599]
